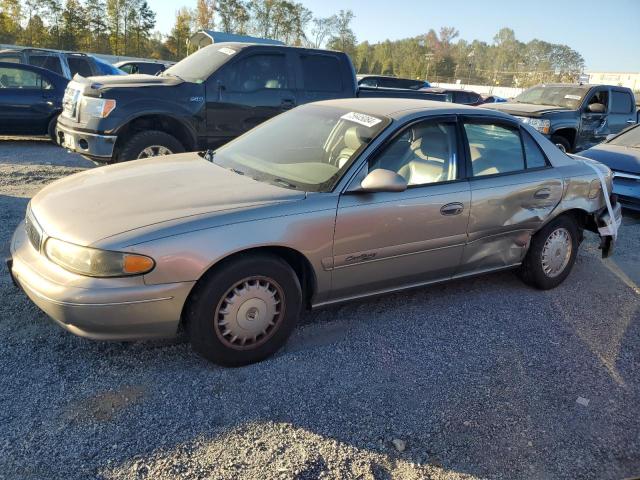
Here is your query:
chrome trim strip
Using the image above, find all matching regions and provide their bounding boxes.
[57,123,117,140]
[613,171,640,181]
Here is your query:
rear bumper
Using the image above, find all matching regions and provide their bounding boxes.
[56,123,117,161]
[9,221,194,340]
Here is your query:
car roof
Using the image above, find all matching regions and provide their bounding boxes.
[313,97,509,119]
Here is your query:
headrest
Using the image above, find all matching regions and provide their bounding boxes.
[414,124,449,158]
[344,126,371,150]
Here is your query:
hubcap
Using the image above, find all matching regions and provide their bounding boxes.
[214,276,285,350]
[541,227,572,278]
[137,145,173,159]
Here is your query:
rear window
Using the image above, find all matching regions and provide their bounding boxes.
[28,55,64,76]
[611,91,633,114]
[67,56,94,77]
[301,55,342,92]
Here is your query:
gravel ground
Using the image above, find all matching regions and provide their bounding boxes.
[0,138,639,480]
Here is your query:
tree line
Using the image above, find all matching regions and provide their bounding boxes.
[1,0,585,87]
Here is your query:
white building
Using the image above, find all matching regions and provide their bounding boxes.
[586,72,640,91]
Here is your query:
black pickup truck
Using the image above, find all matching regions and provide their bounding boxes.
[484,83,638,153]
[56,43,446,162]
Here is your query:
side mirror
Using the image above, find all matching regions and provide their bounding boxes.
[359,169,407,193]
[587,103,606,114]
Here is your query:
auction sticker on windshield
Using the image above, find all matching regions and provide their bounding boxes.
[565,94,582,100]
[341,112,382,128]
[218,47,236,56]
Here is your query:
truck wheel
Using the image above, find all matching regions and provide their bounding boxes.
[47,115,59,144]
[186,254,302,366]
[117,130,184,162]
[551,135,571,153]
[518,215,579,290]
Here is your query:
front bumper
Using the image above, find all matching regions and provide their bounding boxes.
[596,197,623,259]
[9,221,195,340]
[56,123,117,161]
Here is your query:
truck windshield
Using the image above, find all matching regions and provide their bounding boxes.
[211,104,391,192]
[162,44,238,83]
[513,85,589,109]
[608,124,640,148]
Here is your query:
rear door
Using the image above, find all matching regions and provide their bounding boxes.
[205,49,296,147]
[0,66,52,134]
[609,89,636,133]
[295,52,352,105]
[457,117,563,275]
[330,116,471,300]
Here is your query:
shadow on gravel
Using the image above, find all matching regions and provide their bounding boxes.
[1,217,639,478]
[0,137,92,168]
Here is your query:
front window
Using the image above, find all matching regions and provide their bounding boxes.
[513,85,589,108]
[211,104,391,192]
[608,124,640,148]
[163,44,239,83]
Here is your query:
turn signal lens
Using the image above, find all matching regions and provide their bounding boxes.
[123,254,155,274]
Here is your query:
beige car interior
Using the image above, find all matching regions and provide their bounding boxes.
[371,122,457,185]
[464,124,524,177]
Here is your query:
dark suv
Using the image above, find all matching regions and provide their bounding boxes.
[0,48,124,80]
[485,83,638,152]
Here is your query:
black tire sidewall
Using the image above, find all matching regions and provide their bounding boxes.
[47,114,59,144]
[187,255,302,366]
[523,216,579,290]
[117,130,185,162]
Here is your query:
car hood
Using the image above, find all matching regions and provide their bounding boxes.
[71,73,182,93]
[578,144,640,174]
[30,153,306,246]
[484,102,570,116]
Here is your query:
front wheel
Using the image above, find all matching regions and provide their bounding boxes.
[186,254,302,366]
[116,130,184,162]
[518,216,579,290]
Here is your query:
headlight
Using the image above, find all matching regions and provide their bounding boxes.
[80,96,116,118]
[521,117,551,134]
[44,238,154,277]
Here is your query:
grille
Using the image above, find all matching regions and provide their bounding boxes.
[25,209,42,252]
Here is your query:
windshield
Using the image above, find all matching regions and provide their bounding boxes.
[211,104,391,192]
[163,44,238,83]
[513,85,589,108]
[608,124,640,148]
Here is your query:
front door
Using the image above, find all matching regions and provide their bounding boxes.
[608,89,636,134]
[458,117,563,275]
[578,88,610,150]
[330,117,471,300]
[205,51,296,148]
[0,66,50,135]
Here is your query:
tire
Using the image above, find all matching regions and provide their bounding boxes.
[116,130,184,162]
[518,215,579,290]
[47,114,59,144]
[551,135,571,153]
[186,254,302,366]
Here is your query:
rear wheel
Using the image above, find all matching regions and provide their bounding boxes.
[518,215,579,290]
[186,254,302,366]
[47,114,59,144]
[551,135,571,153]
[117,130,184,162]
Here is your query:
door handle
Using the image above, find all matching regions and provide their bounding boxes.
[440,202,464,216]
[626,120,637,125]
[281,98,295,110]
[534,188,551,199]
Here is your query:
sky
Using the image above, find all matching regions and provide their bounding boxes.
[151,0,640,72]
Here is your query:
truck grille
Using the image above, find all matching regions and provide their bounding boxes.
[62,87,81,120]
[25,209,43,252]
